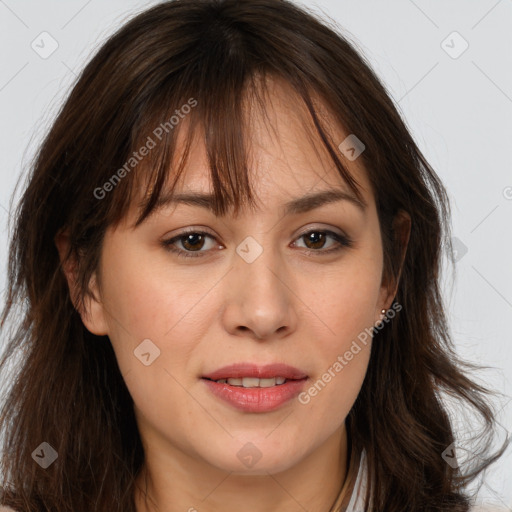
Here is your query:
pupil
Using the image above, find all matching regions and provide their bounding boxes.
[306,232,325,249]
[183,234,204,251]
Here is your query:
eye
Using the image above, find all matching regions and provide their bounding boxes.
[292,229,353,255]
[161,229,221,259]
[161,228,353,259]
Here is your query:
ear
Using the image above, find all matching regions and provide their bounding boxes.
[54,229,109,336]
[377,209,411,315]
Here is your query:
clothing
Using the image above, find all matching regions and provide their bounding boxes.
[344,448,368,511]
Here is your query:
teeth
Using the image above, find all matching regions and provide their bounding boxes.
[258,378,276,388]
[215,377,288,387]
[241,377,261,387]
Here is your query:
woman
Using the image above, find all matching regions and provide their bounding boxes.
[0,0,507,510]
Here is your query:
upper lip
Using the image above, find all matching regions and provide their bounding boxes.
[202,363,308,381]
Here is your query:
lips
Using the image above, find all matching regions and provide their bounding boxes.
[202,363,308,381]
[201,363,308,413]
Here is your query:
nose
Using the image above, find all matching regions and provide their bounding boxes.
[220,243,298,341]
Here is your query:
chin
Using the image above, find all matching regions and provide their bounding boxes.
[201,440,304,476]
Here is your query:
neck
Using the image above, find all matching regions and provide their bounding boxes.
[134,423,351,512]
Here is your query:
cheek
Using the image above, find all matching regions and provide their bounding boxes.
[305,253,383,351]
[295,242,382,417]
[298,269,377,428]
[98,242,221,392]
[100,239,206,336]
[98,251,206,435]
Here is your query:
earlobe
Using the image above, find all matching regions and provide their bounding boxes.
[80,274,109,336]
[54,229,109,336]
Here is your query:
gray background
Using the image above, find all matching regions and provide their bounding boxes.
[0,0,511,507]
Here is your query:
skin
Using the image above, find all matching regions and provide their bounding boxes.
[56,78,409,512]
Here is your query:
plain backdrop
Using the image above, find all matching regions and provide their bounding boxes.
[0,0,511,507]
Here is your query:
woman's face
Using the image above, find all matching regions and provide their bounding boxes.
[80,81,393,476]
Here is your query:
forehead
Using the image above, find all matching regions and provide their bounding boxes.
[178,80,370,199]
[132,76,374,222]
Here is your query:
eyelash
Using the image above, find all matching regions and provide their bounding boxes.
[161,228,353,259]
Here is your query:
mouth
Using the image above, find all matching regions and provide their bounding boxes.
[203,376,291,387]
[202,362,308,381]
[201,363,308,413]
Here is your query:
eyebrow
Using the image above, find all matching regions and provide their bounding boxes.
[147,188,366,217]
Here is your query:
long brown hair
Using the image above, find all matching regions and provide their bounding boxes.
[0,1,507,510]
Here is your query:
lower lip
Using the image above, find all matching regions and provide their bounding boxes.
[202,378,308,413]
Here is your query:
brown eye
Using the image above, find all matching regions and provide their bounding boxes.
[302,231,328,250]
[294,230,353,255]
[181,233,207,251]
[162,228,352,260]
[162,230,219,259]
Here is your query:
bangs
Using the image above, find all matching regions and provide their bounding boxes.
[106,69,365,230]
[89,0,368,232]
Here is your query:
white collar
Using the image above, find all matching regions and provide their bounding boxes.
[345,449,369,511]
